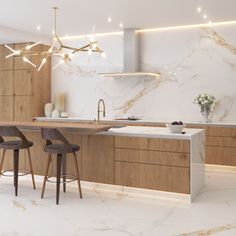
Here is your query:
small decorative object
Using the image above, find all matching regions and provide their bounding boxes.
[60,112,69,118]
[52,109,60,118]
[44,103,54,117]
[166,121,185,133]
[194,93,216,123]
[55,93,65,113]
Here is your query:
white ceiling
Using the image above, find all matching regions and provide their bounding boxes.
[0,0,235,39]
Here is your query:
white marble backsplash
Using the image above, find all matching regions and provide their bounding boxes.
[52,25,236,122]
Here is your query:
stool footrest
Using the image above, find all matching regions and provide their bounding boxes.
[0,169,31,177]
[46,174,78,184]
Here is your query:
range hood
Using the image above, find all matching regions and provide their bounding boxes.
[99,29,160,78]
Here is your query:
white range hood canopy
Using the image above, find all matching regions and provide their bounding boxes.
[99,28,160,78]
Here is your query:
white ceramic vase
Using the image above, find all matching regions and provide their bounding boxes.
[44,103,54,117]
[52,109,60,118]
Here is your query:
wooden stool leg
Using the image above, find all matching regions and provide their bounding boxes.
[62,154,66,193]
[73,152,82,199]
[0,149,6,176]
[27,148,36,190]
[13,149,19,196]
[56,154,62,205]
[41,154,51,199]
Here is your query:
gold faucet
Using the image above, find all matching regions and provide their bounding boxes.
[97,99,106,121]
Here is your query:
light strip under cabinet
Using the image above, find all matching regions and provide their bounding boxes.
[98,72,160,78]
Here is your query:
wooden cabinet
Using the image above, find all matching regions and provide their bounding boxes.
[0,96,13,121]
[14,96,32,121]
[188,125,236,166]
[13,70,32,95]
[0,43,51,121]
[82,135,115,184]
[0,45,14,70]
[114,136,190,194]
[0,71,13,95]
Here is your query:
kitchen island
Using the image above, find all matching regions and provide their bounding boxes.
[35,117,236,167]
[0,121,205,202]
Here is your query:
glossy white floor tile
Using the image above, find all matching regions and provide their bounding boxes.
[0,168,236,236]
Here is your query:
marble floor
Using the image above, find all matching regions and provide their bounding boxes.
[0,168,236,236]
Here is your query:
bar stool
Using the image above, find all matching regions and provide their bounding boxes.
[41,128,82,205]
[0,126,36,196]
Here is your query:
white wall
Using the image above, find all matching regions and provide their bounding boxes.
[52,25,236,122]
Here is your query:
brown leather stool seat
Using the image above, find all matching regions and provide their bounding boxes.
[0,126,36,196]
[0,140,33,150]
[41,128,82,205]
[44,143,79,154]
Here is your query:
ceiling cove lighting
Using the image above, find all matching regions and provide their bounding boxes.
[60,20,236,40]
[4,7,106,71]
[137,20,236,33]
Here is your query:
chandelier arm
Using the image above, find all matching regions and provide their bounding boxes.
[61,45,78,51]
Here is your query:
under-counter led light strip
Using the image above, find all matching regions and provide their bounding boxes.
[59,20,236,40]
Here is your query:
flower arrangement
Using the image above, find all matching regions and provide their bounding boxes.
[194,93,216,122]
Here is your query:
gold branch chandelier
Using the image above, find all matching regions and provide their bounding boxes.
[5,7,106,71]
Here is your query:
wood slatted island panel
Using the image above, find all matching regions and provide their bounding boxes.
[0,122,205,202]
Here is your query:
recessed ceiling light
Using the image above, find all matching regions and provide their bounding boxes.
[108,17,112,23]
[208,20,212,24]
[119,23,123,28]
[101,52,107,58]
[203,14,207,19]
[37,25,41,30]
[52,30,55,35]
[197,7,202,12]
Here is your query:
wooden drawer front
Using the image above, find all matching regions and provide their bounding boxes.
[148,139,189,153]
[205,127,236,137]
[115,161,140,187]
[115,148,189,167]
[206,136,236,148]
[115,162,190,194]
[115,136,148,150]
[140,164,190,194]
[115,136,190,153]
[206,146,236,166]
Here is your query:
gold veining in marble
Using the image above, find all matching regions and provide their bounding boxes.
[201,27,236,55]
[117,78,161,113]
[177,223,236,236]
[12,200,26,212]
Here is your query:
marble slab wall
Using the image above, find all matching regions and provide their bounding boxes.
[52,25,236,122]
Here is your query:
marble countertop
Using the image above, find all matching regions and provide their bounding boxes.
[34,117,236,128]
[100,126,203,140]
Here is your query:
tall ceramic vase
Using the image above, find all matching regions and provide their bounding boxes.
[44,103,54,117]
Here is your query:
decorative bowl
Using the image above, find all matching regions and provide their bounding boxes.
[166,123,185,133]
